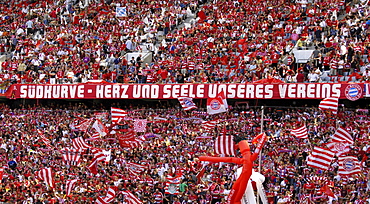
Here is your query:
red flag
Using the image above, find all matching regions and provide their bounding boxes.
[320,185,334,197]
[87,159,98,175]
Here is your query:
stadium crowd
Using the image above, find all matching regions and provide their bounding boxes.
[0,0,370,86]
[0,101,369,204]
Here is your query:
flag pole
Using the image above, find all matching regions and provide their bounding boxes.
[259,106,264,173]
[257,106,264,204]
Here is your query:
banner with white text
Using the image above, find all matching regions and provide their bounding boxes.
[4,83,365,100]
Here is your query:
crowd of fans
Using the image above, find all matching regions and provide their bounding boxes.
[0,101,369,203]
[0,0,370,86]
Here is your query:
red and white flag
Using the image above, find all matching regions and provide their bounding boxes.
[66,179,78,195]
[164,175,181,195]
[207,91,228,115]
[91,148,107,163]
[290,125,309,139]
[37,129,53,148]
[214,135,236,156]
[75,118,93,131]
[121,190,143,204]
[133,119,147,132]
[62,148,82,166]
[37,168,55,188]
[87,159,98,175]
[307,147,335,171]
[125,162,146,176]
[116,130,136,141]
[319,97,339,114]
[201,120,219,132]
[338,156,361,176]
[330,127,354,144]
[92,119,108,137]
[96,187,117,204]
[119,136,145,149]
[72,137,91,150]
[326,141,350,156]
[178,97,197,111]
[111,107,128,123]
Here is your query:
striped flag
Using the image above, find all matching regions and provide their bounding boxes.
[121,190,143,204]
[111,107,128,123]
[91,148,107,163]
[338,156,361,176]
[164,175,181,195]
[72,137,91,150]
[319,97,339,114]
[75,118,93,131]
[125,162,146,176]
[65,179,78,195]
[37,168,55,188]
[290,125,308,139]
[326,141,350,156]
[178,97,197,111]
[96,187,117,204]
[214,135,236,156]
[37,129,53,148]
[330,127,353,144]
[307,147,335,171]
[62,148,82,166]
[201,120,219,132]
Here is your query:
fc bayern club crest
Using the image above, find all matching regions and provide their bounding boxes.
[345,84,362,101]
[343,158,355,171]
[210,99,221,110]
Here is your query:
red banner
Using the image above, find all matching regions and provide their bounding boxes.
[3,83,364,100]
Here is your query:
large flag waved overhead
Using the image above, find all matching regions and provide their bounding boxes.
[338,156,361,176]
[207,91,228,115]
[178,97,197,111]
[307,147,335,171]
[66,179,78,195]
[37,168,55,189]
[121,190,143,204]
[290,125,308,139]
[201,120,219,132]
[214,134,236,156]
[92,119,108,137]
[319,97,339,114]
[111,107,128,123]
[326,141,350,156]
[330,127,354,145]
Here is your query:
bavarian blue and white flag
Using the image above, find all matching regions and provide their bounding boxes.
[116,7,127,17]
